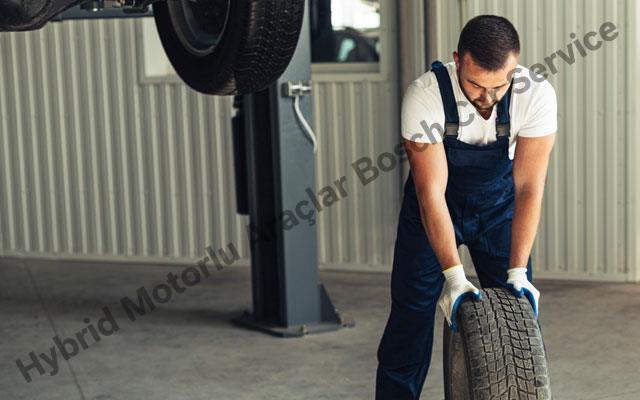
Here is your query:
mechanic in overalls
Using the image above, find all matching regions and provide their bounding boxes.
[375,15,557,399]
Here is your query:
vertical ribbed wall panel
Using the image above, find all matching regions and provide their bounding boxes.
[0,19,250,264]
[0,16,401,272]
[431,0,638,281]
[313,80,401,271]
[4,2,634,282]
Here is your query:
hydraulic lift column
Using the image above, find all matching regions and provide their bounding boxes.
[231,0,353,337]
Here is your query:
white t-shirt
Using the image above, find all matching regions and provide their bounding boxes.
[401,61,558,160]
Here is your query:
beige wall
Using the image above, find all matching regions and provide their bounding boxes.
[427,0,639,282]
[2,0,639,282]
[0,1,403,273]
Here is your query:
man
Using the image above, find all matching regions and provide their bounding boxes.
[375,15,557,399]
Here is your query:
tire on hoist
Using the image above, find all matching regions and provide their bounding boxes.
[152,0,305,95]
[443,287,552,399]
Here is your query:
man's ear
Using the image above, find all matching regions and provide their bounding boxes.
[453,51,459,68]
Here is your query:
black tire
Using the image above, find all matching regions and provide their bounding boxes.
[152,0,305,95]
[443,288,552,400]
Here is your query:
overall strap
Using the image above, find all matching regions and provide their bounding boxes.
[495,79,514,139]
[430,61,460,137]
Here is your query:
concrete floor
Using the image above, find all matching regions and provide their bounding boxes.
[1,258,639,400]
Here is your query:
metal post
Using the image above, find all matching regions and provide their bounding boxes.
[231,0,354,337]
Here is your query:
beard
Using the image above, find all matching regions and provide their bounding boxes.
[457,74,499,111]
[472,98,498,110]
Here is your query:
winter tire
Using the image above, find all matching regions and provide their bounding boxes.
[443,287,552,400]
[152,0,305,95]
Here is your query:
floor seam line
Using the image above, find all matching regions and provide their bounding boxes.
[24,261,87,400]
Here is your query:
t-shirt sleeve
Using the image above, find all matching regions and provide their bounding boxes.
[517,79,558,137]
[401,79,445,143]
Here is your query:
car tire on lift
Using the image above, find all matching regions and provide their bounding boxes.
[152,0,305,95]
[443,287,552,400]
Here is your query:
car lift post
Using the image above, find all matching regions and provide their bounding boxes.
[231,1,354,337]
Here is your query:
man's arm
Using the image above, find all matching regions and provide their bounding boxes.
[400,80,482,331]
[509,133,556,268]
[403,138,460,271]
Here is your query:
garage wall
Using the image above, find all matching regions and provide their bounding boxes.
[0,2,402,272]
[0,19,250,264]
[426,0,640,282]
[2,1,638,283]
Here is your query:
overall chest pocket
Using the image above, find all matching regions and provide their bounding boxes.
[446,147,501,168]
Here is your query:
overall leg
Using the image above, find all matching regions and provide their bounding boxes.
[467,218,533,289]
[375,177,449,400]
[467,218,544,338]
[467,245,533,288]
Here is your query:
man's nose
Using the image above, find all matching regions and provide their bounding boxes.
[478,93,491,103]
[487,89,498,102]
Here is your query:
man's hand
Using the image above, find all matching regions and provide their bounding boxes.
[506,267,540,318]
[438,264,482,332]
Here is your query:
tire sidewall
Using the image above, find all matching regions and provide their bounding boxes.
[152,0,249,94]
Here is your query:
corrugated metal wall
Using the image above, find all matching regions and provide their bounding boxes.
[428,0,639,282]
[0,19,250,264]
[312,80,401,272]
[2,0,638,282]
[0,2,402,272]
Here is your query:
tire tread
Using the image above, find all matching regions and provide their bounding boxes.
[450,288,552,400]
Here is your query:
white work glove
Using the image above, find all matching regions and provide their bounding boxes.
[437,264,481,332]
[506,266,540,318]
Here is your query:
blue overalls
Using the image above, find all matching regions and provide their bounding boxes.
[375,61,534,399]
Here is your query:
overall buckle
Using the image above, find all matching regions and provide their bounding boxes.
[444,122,460,137]
[496,122,511,138]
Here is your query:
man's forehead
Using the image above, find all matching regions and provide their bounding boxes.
[460,54,518,86]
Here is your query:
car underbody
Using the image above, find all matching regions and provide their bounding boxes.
[0,0,152,31]
[0,0,305,95]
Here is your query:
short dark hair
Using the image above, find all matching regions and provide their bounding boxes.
[457,15,520,71]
